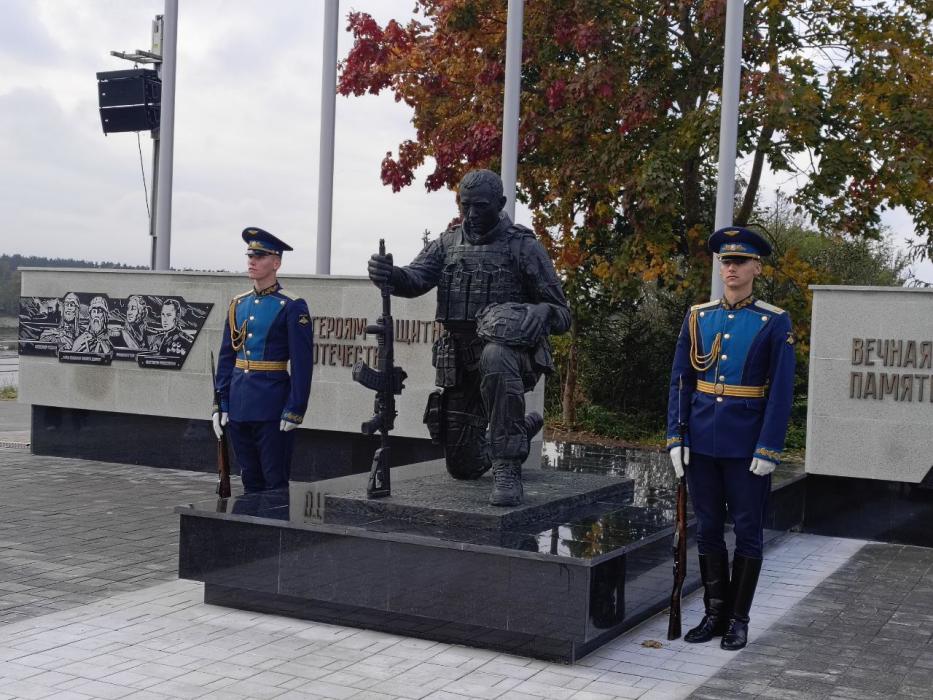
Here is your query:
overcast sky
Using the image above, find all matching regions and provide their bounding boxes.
[0,0,928,283]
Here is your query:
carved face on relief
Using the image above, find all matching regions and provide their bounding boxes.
[160,300,179,331]
[62,293,79,322]
[126,295,147,324]
[88,299,109,333]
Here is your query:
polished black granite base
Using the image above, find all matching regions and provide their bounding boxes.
[802,474,933,547]
[324,469,635,530]
[30,405,441,479]
[178,450,804,662]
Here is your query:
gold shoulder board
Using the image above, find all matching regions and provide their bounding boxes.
[754,300,786,315]
[691,299,720,312]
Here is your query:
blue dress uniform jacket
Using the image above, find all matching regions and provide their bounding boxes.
[667,297,795,463]
[216,283,314,424]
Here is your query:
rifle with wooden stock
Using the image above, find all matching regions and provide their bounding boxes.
[668,375,688,640]
[210,351,232,499]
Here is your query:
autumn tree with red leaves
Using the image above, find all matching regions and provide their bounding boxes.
[339,0,932,427]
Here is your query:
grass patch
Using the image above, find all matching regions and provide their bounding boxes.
[548,404,666,447]
[0,386,17,400]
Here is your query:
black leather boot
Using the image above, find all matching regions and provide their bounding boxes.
[489,461,523,506]
[721,554,763,651]
[684,553,730,643]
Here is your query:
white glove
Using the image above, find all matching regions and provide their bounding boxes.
[211,411,228,440]
[750,457,776,476]
[670,446,690,479]
[280,419,299,432]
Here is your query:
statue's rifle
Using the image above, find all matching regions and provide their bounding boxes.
[351,239,408,498]
[668,374,688,640]
[209,351,232,500]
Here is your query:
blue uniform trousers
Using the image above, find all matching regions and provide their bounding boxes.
[685,452,770,559]
[227,420,295,493]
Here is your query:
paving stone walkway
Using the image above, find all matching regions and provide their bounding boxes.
[0,448,215,626]
[2,443,932,699]
[689,543,933,700]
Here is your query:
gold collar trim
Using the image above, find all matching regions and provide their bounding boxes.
[254,282,280,296]
[721,295,755,311]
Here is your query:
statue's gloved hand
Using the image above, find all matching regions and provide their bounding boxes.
[280,419,299,432]
[519,303,551,340]
[670,446,689,479]
[212,411,228,440]
[367,252,395,286]
[749,457,776,476]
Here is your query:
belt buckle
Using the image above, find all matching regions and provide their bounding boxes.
[714,382,726,396]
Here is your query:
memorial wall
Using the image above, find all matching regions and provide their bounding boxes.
[18,267,544,473]
[806,285,933,484]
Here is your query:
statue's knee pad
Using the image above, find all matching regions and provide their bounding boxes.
[445,441,490,480]
[442,408,489,480]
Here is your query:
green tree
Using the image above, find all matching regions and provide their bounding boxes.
[0,255,145,317]
[338,0,932,425]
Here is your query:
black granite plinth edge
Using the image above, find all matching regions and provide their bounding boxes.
[802,474,933,548]
[177,460,809,662]
[30,405,440,478]
[324,471,635,530]
[180,514,594,662]
[203,584,586,663]
[766,472,806,532]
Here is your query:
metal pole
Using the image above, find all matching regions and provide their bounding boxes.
[316,0,339,275]
[149,132,160,270]
[153,0,178,271]
[710,0,745,301]
[501,0,524,220]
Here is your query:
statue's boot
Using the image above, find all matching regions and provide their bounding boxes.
[721,554,763,651]
[489,460,523,507]
[524,411,544,441]
[684,553,730,643]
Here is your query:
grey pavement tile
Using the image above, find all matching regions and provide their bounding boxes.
[360,678,440,699]
[2,451,931,700]
[350,691,404,700]
[688,543,933,700]
[0,452,217,628]
[135,678,212,699]
[64,679,137,700]
[290,678,361,699]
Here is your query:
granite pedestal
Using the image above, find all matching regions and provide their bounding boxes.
[177,451,805,662]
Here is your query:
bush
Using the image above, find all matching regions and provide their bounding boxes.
[572,404,666,445]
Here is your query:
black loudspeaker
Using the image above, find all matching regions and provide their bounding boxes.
[97,69,161,134]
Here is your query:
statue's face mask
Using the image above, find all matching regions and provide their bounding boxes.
[458,184,502,239]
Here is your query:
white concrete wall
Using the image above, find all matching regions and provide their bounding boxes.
[19,269,544,441]
[806,285,933,483]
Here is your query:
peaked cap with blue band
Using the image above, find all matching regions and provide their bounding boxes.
[242,227,293,256]
[708,226,772,260]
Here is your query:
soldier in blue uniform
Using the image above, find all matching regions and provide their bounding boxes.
[212,228,315,492]
[667,226,795,651]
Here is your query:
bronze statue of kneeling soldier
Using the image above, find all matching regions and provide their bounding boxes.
[666,226,796,651]
[368,169,571,506]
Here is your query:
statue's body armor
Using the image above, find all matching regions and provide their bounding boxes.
[435,232,528,324]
